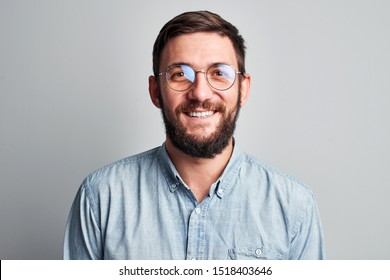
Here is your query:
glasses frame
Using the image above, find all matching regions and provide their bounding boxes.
[157,63,242,92]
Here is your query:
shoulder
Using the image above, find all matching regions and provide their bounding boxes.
[238,152,315,201]
[80,147,161,194]
[236,152,319,233]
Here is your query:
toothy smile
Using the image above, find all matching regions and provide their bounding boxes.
[187,111,215,118]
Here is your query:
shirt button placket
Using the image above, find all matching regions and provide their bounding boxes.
[186,205,205,260]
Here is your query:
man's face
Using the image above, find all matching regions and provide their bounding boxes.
[151,32,249,158]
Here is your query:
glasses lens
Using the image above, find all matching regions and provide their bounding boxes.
[207,64,236,91]
[166,65,195,91]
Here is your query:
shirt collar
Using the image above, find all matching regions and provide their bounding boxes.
[213,141,243,198]
[157,141,244,198]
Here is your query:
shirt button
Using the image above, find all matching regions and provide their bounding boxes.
[195,208,201,214]
[217,189,224,195]
[255,248,262,256]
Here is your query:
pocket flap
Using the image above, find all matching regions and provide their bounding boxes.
[228,245,284,260]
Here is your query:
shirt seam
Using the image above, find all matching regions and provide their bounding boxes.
[83,178,101,231]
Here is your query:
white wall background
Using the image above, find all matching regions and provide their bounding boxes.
[0,0,389,259]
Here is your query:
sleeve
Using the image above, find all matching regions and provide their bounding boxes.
[63,181,103,259]
[289,192,326,260]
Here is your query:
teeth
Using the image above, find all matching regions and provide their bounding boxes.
[188,111,214,118]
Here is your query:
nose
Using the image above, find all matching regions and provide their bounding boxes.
[187,71,213,102]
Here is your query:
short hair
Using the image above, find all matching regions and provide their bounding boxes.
[152,11,246,76]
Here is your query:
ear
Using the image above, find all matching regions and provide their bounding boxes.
[239,74,251,107]
[148,75,161,108]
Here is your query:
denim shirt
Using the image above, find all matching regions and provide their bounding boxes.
[63,143,325,260]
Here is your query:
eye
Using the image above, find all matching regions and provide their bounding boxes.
[168,70,186,81]
[171,71,184,78]
[168,65,195,81]
[209,65,234,80]
[214,70,226,76]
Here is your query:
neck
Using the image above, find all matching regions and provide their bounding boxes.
[165,137,234,202]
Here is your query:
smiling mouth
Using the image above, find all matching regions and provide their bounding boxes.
[187,111,215,118]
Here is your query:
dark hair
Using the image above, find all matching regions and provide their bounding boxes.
[152,11,246,76]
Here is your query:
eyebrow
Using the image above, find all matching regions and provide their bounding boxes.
[165,62,232,70]
[165,62,192,69]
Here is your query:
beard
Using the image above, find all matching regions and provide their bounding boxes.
[158,92,241,159]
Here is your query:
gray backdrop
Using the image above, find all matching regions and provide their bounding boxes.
[1,0,389,259]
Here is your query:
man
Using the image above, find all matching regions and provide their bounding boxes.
[64,11,325,260]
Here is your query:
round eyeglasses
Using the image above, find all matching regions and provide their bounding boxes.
[157,63,241,91]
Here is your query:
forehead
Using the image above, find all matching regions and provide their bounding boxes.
[160,32,238,70]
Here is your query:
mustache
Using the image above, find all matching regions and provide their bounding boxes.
[176,100,226,113]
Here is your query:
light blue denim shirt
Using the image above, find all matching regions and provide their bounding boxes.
[64,143,325,259]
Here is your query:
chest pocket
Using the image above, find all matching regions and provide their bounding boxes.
[228,245,284,260]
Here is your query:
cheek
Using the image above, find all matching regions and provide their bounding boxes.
[223,92,240,111]
[160,92,183,114]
